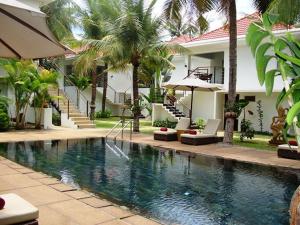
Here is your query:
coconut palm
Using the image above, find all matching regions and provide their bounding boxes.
[73,0,120,120]
[164,0,273,144]
[41,0,79,41]
[85,0,184,132]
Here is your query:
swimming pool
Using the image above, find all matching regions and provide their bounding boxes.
[0,138,298,225]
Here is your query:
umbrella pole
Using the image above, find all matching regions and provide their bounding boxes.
[189,87,194,126]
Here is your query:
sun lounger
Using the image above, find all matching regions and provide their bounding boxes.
[181,119,222,145]
[0,193,39,225]
[154,118,190,141]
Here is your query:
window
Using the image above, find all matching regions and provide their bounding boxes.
[244,96,256,102]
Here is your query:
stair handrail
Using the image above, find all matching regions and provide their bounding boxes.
[113,119,133,142]
[53,64,91,118]
[176,98,191,118]
[105,120,123,139]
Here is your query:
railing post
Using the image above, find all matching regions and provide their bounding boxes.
[114,92,116,103]
[214,67,216,83]
[67,100,70,119]
[57,89,60,108]
[130,120,132,140]
[86,101,89,118]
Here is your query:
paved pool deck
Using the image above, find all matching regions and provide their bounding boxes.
[0,155,161,225]
[1,128,300,225]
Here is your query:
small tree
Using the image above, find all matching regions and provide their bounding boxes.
[247,13,300,147]
[256,100,264,132]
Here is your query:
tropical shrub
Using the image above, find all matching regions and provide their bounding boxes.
[240,119,255,141]
[153,119,177,129]
[52,113,61,126]
[256,100,264,132]
[247,13,300,146]
[224,99,249,117]
[0,95,10,131]
[195,118,206,131]
[95,109,112,118]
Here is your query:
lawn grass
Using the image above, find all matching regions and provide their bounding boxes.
[95,117,278,151]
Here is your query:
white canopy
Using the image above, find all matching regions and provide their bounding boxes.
[162,78,222,91]
[0,0,70,59]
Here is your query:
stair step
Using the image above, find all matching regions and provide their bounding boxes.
[73,120,93,124]
[68,113,84,117]
[77,124,96,129]
[70,117,90,121]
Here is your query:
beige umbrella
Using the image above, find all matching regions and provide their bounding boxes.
[0,0,70,59]
[163,78,222,125]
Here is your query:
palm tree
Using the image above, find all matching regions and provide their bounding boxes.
[74,0,120,120]
[41,0,79,41]
[165,13,209,37]
[86,0,184,132]
[163,0,273,144]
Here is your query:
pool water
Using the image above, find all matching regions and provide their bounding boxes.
[0,138,298,225]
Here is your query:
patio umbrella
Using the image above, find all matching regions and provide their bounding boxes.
[0,0,70,59]
[163,78,222,125]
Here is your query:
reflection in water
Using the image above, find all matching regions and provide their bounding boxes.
[0,138,298,225]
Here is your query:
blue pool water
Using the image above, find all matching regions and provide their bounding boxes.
[0,138,298,225]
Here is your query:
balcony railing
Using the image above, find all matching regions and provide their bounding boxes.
[187,66,224,84]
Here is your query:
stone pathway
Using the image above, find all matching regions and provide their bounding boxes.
[0,156,161,225]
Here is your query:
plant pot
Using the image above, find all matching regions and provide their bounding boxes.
[224,112,237,118]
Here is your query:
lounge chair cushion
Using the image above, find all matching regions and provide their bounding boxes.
[278,144,298,150]
[175,118,190,130]
[181,133,216,139]
[203,119,221,135]
[0,193,39,225]
[154,129,177,135]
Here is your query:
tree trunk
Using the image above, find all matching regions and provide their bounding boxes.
[90,68,97,120]
[223,0,237,144]
[101,64,108,113]
[132,64,140,132]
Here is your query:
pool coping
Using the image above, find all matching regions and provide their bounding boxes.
[0,155,163,225]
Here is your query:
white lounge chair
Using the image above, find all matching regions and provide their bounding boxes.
[153,118,190,141]
[0,193,39,225]
[180,119,222,145]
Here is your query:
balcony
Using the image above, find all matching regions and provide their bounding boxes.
[187,66,224,84]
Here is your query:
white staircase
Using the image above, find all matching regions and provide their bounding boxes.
[48,87,96,129]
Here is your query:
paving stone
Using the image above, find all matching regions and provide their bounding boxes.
[28,172,49,179]
[39,177,61,185]
[64,190,91,199]
[0,174,41,191]
[16,167,35,174]
[122,215,161,225]
[50,183,77,192]
[47,199,115,225]
[0,164,20,176]
[101,206,133,219]
[0,185,71,206]
[80,197,112,208]
[100,220,130,225]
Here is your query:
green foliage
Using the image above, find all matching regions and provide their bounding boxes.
[224,99,249,117]
[240,119,255,142]
[52,113,61,126]
[0,111,9,132]
[69,74,90,90]
[0,95,10,131]
[256,100,264,132]
[95,110,112,118]
[246,13,300,145]
[195,118,206,131]
[153,119,177,129]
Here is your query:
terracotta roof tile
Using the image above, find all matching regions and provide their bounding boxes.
[178,12,290,43]
[168,35,193,44]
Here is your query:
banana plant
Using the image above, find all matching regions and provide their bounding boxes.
[246,13,300,148]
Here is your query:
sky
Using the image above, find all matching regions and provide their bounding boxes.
[73,0,256,38]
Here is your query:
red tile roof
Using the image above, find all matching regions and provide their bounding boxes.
[168,35,193,44]
[172,12,290,44]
